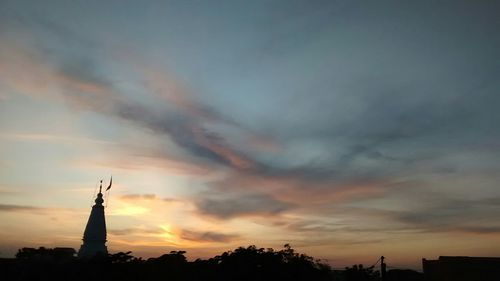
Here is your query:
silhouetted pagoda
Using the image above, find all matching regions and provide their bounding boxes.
[78,178,112,258]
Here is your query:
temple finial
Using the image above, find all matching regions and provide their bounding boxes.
[99,180,103,194]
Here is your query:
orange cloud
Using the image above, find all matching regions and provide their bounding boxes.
[118,53,282,162]
[208,170,393,207]
[190,125,256,170]
[0,39,119,112]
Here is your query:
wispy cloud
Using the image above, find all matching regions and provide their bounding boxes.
[0,33,262,175]
[180,229,239,243]
[120,194,158,200]
[0,204,84,219]
[0,133,114,145]
[195,193,295,219]
[119,194,178,202]
[0,204,44,212]
[391,196,500,234]
[108,227,163,236]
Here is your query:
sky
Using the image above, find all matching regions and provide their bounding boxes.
[0,0,499,269]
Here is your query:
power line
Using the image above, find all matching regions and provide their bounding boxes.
[369,256,382,269]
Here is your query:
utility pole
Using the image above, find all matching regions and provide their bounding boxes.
[380,256,387,281]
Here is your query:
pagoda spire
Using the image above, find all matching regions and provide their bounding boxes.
[78,179,108,258]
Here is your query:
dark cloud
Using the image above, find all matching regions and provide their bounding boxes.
[115,99,257,171]
[247,74,500,197]
[240,0,500,190]
[180,230,239,243]
[195,193,295,219]
[277,193,500,238]
[388,196,500,234]
[455,226,500,234]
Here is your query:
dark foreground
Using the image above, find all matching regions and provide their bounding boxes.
[1,245,423,281]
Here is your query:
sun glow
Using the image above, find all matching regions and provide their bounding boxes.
[112,205,150,216]
[158,223,181,245]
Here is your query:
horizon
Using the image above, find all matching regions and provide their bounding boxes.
[1,0,500,270]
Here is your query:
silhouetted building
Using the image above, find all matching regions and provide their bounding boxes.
[422,256,500,281]
[387,269,423,281]
[78,180,110,258]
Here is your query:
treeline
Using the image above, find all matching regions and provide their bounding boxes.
[1,244,423,281]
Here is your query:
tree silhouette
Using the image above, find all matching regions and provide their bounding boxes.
[109,251,142,263]
[7,244,332,281]
[344,264,380,281]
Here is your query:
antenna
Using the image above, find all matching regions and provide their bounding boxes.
[381,256,387,281]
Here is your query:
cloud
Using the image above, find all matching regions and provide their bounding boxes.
[0,37,118,113]
[110,55,272,171]
[368,195,500,235]
[0,28,263,173]
[0,204,79,216]
[455,226,500,235]
[73,143,213,176]
[1,20,412,198]
[195,193,295,219]
[141,66,230,124]
[120,194,157,200]
[108,227,163,236]
[114,96,257,171]
[0,204,44,212]
[2,5,500,253]
[119,194,179,203]
[204,170,395,207]
[0,133,114,145]
[284,219,343,233]
[180,229,239,243]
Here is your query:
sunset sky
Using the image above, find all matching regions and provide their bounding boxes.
[1,0,499,269]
